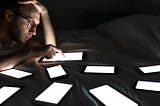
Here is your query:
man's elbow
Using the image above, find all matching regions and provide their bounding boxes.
[0,64,15,71]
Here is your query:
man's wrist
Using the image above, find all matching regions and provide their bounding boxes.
[41,9,48,15]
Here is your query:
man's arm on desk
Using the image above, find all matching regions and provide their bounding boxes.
[0,48,30,71]
[0,42,61,71]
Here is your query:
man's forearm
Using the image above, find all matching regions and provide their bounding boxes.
[0,49,30,71]
[41,11,56,46]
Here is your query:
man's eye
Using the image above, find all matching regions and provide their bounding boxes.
[28,22,34,28]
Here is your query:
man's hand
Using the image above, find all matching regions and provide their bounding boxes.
[44,44,64,59]
[24,44,64,63]
[18,0,47,14]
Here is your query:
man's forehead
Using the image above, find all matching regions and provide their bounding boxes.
[19,4,40,24]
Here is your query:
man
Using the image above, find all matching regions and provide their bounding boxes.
[0,0,63,70]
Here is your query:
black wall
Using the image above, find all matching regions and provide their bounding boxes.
[40,0,160,30]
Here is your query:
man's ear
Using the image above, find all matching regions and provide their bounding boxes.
[4,9,15,22]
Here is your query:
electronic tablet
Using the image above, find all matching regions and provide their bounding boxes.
[84,66,115,73]
[35,82,72,104]
[0,86,20,104]
[43,52,83,61]
[0,69,32,79]
[90,85,138,106]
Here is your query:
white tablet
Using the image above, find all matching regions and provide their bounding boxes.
[35,82,73,104]
[136,80,160,92]
[90,85,138,106]
[0,86,20,104]
[84,66,115,73]
[0,69,32,79]
[139,65,160,73]
[47,65,66,78]
[43,52,83,61]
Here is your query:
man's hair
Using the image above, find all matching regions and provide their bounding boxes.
[0,0,24,20]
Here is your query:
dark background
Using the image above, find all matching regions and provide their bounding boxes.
[2,1,160,106]
[40,0,160,30]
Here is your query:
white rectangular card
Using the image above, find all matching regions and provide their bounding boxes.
[35,82,72,104]
[0,69,32,79]
[43,52,83,61]
[47,65,66,78]
[136,80,160,92]
[90,85,138,106]
[84,66,115,73]
[0,86,20,104]
[139,65,160,73]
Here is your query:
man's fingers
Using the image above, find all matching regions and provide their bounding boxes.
[45,48,55,59]
[52,47,65,57]
[18,0,37,4]
[49,47,56,56]
[18,0,44,13]
[47,45,65,57]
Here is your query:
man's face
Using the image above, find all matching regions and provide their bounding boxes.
[10,4,40,43]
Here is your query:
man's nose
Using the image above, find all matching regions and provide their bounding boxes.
[29,27,36,35]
